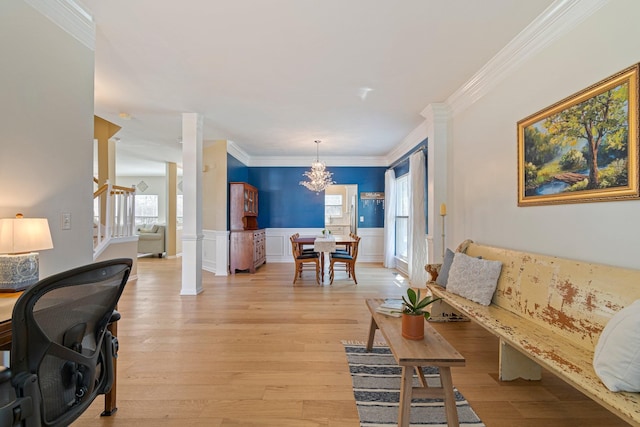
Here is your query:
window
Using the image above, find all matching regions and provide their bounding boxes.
[176,194,183,225]
[135,194,159,226]
[395,174,409,261]
[325,194,343,222]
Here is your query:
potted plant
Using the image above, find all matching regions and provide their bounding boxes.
[401,288,442,340]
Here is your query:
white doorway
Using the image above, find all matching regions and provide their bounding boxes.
[324,184,358,235]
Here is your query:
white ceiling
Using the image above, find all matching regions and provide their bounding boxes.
[78,0,555,176]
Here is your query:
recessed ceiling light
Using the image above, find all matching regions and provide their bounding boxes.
[118,112,132,120]
[358,87,374,100]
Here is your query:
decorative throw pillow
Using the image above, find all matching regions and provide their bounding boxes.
[446,252,502,305]
[593,299,640,392]
[435,248,455,288]
[139,224,158,233]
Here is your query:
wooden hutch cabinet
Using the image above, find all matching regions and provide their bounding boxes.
[229,182,266,274]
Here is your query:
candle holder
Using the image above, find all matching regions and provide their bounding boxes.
[439,203,446,260]
[441,215,446,260]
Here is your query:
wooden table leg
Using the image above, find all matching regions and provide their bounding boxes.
[101,321,118,416]
[439,366,459,427]
[398,366,413,427]
[415,366,428,388]
[366,316,378,351]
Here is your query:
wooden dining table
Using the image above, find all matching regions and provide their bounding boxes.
[292,235,356,283]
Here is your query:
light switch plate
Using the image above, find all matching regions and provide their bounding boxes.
[62,213,71,230]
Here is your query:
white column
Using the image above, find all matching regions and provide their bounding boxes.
[422,104,451,264]
[181,113,203,295]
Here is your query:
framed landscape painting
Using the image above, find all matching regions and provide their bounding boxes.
[517,64,639,206]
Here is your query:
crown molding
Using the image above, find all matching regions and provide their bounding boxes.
[226,140,250,165]
[25,0,95,50]
[420,103,451,123]
[227,139,388,167]
[385,120,429,166]
[446,0,609,117]
[249,156,388,168]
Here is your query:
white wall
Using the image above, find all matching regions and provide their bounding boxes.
[0,0,95,276]
[117,175,169,224]
[448,0,640,269]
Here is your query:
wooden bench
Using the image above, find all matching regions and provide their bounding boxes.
[426,241,640,426]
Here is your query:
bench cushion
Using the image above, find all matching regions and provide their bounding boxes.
[446,252,502,306]
[594,299,640,392]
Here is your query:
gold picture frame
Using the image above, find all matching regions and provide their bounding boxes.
[517,64,639,206]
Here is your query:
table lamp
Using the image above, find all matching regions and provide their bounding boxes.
[0,214,54,292]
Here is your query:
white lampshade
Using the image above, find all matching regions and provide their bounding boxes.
[0,217,53,254]
[0,216,53,292]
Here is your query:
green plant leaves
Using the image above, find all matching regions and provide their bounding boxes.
[401,288,442,316]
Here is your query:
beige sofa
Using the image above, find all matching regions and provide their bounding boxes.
[136,224,165,256]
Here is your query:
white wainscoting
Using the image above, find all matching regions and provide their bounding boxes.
[202,229,229,276]
[201,227,384,275]
[265,228,384,263]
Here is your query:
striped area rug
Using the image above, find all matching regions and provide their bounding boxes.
[343,342,485,426]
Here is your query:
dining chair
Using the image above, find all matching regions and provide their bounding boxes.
[290,236,320,284]
[329,235,360,285]
[332,232,357,256]
[290,232,315,255]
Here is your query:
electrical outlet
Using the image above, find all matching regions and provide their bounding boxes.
[359,216,364,222]
[61,213,71,230]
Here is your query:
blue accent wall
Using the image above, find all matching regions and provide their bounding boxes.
[227,154,249,182]
[226,141,428,235]
[249,166,386,229]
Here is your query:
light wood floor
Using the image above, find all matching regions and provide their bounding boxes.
[75,258,630,426]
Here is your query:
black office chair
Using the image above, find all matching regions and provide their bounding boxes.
[0,258,132,427]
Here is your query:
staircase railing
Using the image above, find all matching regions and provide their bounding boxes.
[94,180,136,254]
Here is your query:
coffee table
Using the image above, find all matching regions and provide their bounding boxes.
[365,298,465,427]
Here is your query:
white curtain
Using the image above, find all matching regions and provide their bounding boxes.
[408,150,428,286]
[383,169,396,268]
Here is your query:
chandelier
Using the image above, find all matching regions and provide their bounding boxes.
[299,140,335,193]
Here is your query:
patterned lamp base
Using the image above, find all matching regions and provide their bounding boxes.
[0,253,40,292]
